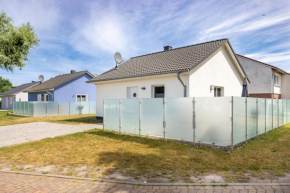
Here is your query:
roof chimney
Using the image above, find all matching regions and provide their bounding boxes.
[71,70,76,74]
[164,46,172,51]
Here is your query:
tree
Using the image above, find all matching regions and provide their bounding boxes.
[0,12,39,71]
[0,77,13,93]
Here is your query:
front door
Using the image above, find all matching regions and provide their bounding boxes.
[127,87,138,99]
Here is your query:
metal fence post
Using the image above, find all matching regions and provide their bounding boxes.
[265,99,267,133]
[89,101,91,114]
[256,98,258,136]
[245,97,248,142]
[69,102,70,116]
[193,97,196,144]
[277,99,279,128]
[119,99,122,134]
[103,100,105,130]
[231,96,234,151]
[139,98,141,137]
[163,98,166,139]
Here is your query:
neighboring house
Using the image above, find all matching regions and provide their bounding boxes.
[237,54,290,99]
[24,70,96,102]
[87,39,249,116]
[0,81,40,110]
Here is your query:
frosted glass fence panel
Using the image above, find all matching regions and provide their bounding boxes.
[140,98,163,137]
[247,98,257,139]
[59,102,70,115]
[273,100,278,129]
[121,99,140,135]
[266,99,273,131]
[233,97,246,145]
[279,100,283,127]
[47,102,59,116]
[90,102,96,114]
[283,100,287,125]
[104,100,120,132]
[33,102,47,117]
[70,102,89,115]
[165,97,193,142]
[13,101,96,117]
[257,98,266,135]
[195,97,231,146]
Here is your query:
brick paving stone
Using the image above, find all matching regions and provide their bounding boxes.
[0,173,290,193]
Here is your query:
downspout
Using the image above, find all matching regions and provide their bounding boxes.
[47,90,53,101]
[177,70,187,97]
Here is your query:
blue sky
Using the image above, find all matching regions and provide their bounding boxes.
[1,0,290,86]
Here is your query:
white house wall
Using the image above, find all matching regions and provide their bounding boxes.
[281,74,290,99]
[95,74,189,116]
[189,46,243,97]
[15,92,28,102]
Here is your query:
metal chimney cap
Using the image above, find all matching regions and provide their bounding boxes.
[164,46,172,51]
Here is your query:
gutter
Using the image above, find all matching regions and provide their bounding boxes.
[177,70,188,97]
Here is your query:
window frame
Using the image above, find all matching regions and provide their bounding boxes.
[9,97,13,104]
[44,94,49,101]
[213,86,223,97]
[37,94,42,101]
[76,94,88,102]
[274,74,279,86]
[153,85,165,98]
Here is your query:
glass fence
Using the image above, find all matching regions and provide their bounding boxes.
[104,97,290,148]
[13,101,96,117]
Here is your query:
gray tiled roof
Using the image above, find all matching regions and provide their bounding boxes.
[1,81,40,96]
[88,39,228,83]
[25,71,94,92]
[236,54,288,74]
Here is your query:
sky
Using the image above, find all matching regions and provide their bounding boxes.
[0,0,290,86]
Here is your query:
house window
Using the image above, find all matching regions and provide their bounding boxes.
[154,86,165,98]
[214,87,223,97]
[44,94,49,101]
[37,94,42,101]
[9,97,13,104]
[274,74,279,86]
[5,98,8,108]
[76,94,87,102]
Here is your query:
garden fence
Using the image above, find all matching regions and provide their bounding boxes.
[103,97,290,149]
[13,101,96,117]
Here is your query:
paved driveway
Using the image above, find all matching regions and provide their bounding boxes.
[0,122,101,148]
[0,172,289,193]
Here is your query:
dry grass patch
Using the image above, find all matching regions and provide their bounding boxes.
[0,111,100,126]
[0,123,289,182]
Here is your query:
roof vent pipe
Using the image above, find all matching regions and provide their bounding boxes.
[164,46,172,51]
[177,70,187,97]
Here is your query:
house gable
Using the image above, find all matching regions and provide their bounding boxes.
[189,43,245,97]
[54,74,96,102]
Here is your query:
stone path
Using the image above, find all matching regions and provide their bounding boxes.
[0,173,289,193]
[0,122,101,148]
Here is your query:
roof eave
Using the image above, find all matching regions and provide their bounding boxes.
[86,70,189,83]
[24,88,55,93]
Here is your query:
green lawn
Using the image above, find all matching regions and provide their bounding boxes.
[0,110,101,126]
[0,122,289,182]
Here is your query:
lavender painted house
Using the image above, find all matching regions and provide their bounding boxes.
[24,71,96,102]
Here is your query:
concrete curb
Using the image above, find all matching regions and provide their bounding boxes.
[1,170,290,186]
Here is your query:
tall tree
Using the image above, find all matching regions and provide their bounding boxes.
[0,77,13,93]
[0,12,39,71]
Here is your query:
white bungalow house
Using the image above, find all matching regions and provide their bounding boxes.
[1,81,40,110]
[87,39,249,116]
